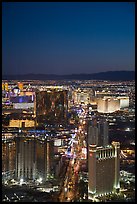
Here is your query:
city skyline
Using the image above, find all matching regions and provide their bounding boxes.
[2,2,135,75]
[2,79,135,202]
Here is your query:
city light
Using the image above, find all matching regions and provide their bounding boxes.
[20,179,24,185]
[2,78,135,202]
[125,128,130,131]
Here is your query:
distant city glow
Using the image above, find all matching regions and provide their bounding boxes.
[2,79,135,202]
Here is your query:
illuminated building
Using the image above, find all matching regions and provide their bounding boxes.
[97,97,120,113]
[88,118,109,147]
[2,140,16,180]
[15,137,37,180]
[54,139,62,146]
[2,137,54,182]
[19,91,35,96]
[97,96,129,113]
[88,119,98,145]
[88,117,120,199]
[9,119,35,128]
[95,91,113,98]
[72,88,94,105]
[3,94,35,128]
[2,83,5,91]
[17,82,23,91]
[88,142,120,199]
[117,96,129,109]
[12,87,20,96]
[13,103,34,109]
[10,95,34,110]
[4,83,9,91]
[98,119,109,147]
[36,139,54,179]
[77,92,90,104]
[35,90,68,125]
[10,95,34,103]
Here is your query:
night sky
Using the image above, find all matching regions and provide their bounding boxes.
[2,2,135,75]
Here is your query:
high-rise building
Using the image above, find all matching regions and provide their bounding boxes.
[87,116,120,199]
[15,137,37,181]
[35,90,68,125]
[15,137,54,182]
[2,136,55,182]
[88,118,98,145]
[88,142,120,199]
[36,139,54,180]
[88,118,109,147]
[98,119,109,147]
[2,140,16,181]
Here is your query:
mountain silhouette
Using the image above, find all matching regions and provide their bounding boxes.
[2,71,135,81]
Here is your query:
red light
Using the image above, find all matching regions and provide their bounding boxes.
[90,153,92,157]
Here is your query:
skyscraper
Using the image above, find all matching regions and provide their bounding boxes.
[88,117,120,199]
[15,137,37,181]
[88,142,120,199]
[98,119,109,147]
[2,140,16,181]
[15,137,54,182]
[35,90,68,126]
[36,139,54,180]
[88,118,109,147]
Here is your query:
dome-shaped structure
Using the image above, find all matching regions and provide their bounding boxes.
[12,86,20,94]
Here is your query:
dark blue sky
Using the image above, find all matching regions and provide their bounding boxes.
[2,2,135,75]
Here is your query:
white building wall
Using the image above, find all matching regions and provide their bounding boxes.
[118,97,129,109]
[13,103,34,109]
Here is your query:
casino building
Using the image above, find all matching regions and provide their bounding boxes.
[88,142,120,199]
[88,117,120,199]
[15,137,54,181]
[35,90,68,126]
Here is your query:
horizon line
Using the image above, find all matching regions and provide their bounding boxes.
[2,70,135,76]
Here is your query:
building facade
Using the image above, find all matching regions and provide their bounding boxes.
[97,97,120,113]
[14,137,54,181]
[97,96,129,113]
[88,142,120,199]
[35,90,68,125]
[9,119,35,128]
[15,137,37,181]
[88,118,109,147]
[36,139,54,180]
[2,140,16,181]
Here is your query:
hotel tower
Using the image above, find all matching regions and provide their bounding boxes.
[88,117,120,199]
